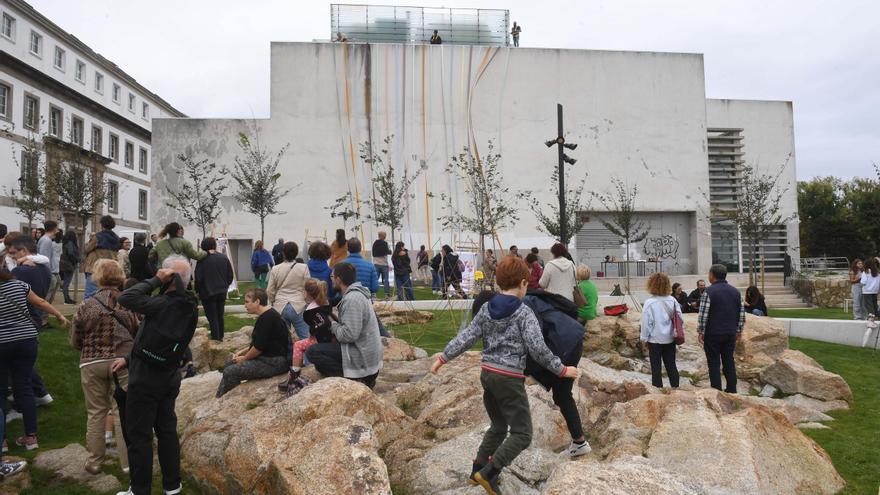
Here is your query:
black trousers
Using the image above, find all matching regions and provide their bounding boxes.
[202,294,226,341]
[547,341,584,440]
[703,333,737,393]
[125,357,182,494]
[305,343,378,389]
[647,342,680,388]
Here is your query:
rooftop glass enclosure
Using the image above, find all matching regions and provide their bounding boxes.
[330,4,510,45]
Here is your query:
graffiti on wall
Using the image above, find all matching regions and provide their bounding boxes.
[643,234,680,260]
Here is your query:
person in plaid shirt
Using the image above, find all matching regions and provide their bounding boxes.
[697,264,745,393]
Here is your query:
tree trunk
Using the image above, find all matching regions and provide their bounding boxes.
[260,216,265,245]
[624,236,632,295]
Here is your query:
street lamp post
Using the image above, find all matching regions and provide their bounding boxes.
[545,103,577,246]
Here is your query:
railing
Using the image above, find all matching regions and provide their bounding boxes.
[330,4,509,45]
[798,257,850,274]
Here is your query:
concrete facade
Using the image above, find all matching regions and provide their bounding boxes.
[0,0,183,239]
[151,41,799,278]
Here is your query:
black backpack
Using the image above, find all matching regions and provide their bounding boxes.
[132,275,199,369]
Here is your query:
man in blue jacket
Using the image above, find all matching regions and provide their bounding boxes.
[342,238,378,295]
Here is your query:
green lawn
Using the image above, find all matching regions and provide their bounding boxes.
[773,307,852,320]
[789,337,880,494]
[8,312,876,494]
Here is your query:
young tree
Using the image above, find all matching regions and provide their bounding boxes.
[166,154,228,239]
[530,166,589,245]
[438,141,525,259]
[230,131,295,243]
[593,178,649,294]
[360,136,423,245]
[54,155,107,238]
[717,159,793,285]
[6,130,50,230]
[326,191,363,233]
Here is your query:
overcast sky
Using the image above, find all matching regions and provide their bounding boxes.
[27,0,879,180]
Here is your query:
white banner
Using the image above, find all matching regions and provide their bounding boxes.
[216,237,238,293]
[458,251,477,293]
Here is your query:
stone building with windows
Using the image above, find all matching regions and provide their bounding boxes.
[0,0,184,239]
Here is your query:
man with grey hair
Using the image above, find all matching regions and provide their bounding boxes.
[112,254,198,495]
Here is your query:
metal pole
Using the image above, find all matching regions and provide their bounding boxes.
[557,103,566,247]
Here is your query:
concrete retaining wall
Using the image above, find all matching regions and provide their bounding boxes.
[777,318,880,348]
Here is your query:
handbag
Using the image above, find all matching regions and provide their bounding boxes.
[662,299,686,345]
[603,303,629,316]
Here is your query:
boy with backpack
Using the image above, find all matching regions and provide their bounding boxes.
[430,256,579,494]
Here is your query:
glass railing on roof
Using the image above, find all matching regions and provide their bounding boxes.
[330,4,510,45]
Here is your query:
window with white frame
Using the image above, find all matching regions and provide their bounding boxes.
[23,94,38,130]
[1,13,14,40]
[53,46,65,71]
[20,151,38,190]
[141,102,149,120]
[71,116,84,146]
[94,72,103,93]
[138,147,147,173]
[128,93,135,112]
[107,181,118,213]
[91,125,102,154]
[124,141,133,168]
[112,83,120,103]
[109,134,119,162]
[75,60,85,83]
[29,30,42,56]
[0,83,10,120]
[138,189,148,220]
[49,106,62,137]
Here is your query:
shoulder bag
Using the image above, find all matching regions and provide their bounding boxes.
[662,299,686,345]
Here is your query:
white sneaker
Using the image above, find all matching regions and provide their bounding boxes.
[4,409,22,423]
[116,488,134,495]
[105,431,114,446]
[35,394,53,406]
[567,440,592,457]
[165,484,182,495]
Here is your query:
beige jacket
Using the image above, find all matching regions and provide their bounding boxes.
[538,257,576,301]
[267,261,311,313]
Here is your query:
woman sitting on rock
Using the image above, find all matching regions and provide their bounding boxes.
[216,288,290,397]
[639,272,681,389]
[744,286,768,317]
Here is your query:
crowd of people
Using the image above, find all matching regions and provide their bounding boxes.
[0,217,765,495]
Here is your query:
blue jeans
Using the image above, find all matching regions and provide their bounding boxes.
[431,269,440,291]
[0,338,38,434]
[395,273,415,301]
[84,272,97,299]
[61,270,74,302]
[375,264,390,296]
[281,303,310,340]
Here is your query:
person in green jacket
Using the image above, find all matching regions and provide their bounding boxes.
[148,222,207,267]
[576,265,599,322]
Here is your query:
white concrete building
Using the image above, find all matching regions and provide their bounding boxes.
[0,0,184,240]
[151,41,799,280]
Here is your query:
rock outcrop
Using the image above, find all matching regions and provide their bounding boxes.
[188,326,254,372]
[761,349,854,403]
[374,306,435,326]
[32,443,121,493]
[593,389,846,495]
[177,376,409,494]
[174,320,848,495]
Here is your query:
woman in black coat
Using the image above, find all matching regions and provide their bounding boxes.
[194,237,234,341]
[392,242,414,301]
